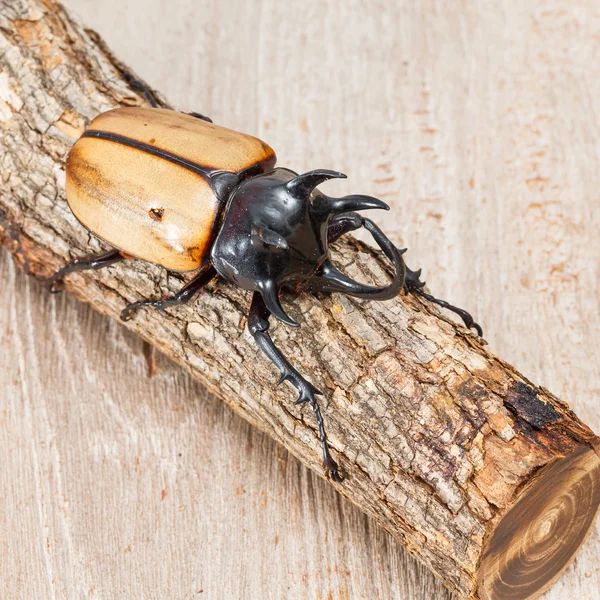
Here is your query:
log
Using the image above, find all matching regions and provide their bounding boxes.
[1,1,599,598]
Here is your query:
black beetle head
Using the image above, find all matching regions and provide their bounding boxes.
[211,167,402,326]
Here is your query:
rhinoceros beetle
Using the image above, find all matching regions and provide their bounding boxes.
[49,80,481,482]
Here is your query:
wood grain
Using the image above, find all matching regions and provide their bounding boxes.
[1,1,599,599]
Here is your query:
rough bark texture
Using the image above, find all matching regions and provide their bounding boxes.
[1,1,599,598]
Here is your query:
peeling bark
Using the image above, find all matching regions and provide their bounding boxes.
[1,2,599,598]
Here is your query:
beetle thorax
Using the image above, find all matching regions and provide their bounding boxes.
[211,167,327,291]
[211,167,391,325]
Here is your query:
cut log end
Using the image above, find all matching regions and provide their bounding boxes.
[478,445,600,600]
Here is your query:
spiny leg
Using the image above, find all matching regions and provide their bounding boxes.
[248,292,343,482]
[403,266,483,337]
[327,213,483,336]
[121,265,217,321]
[47,249,125,293]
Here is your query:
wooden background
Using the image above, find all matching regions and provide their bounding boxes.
[1,0,599,598]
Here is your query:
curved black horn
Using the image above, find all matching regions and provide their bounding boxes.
[313,194,390,216]
[258,280,299,327]
[306,217,406,300]
[286,169,346,198]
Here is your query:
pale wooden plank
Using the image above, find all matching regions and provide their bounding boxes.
[1,0,598,598]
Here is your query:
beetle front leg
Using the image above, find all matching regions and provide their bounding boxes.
[248,292,343,482]
[403,266,483,337]
[327,213,483,336]
[121,265,217,321]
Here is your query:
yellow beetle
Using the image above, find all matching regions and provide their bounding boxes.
[50,87,481,482]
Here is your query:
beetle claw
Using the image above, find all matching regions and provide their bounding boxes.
[402,262,483,334]
[284,374,322,404]
[120,308,133,322]
[121,299,160,321]
[47,278,64,294]
[409,283,483,336]
[120,301,146,321]
[327,462,345,483]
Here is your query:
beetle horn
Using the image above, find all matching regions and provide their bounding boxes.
[312,194,390,216]
[286,169,346,198]
[259,280,299,327]
[304,217,406,300]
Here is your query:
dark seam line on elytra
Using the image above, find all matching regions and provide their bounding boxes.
[82,130,214,179]
[80,129,238,257]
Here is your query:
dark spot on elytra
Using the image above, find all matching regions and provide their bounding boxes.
[149,138,156,144]
[504,381,562,429]
[149,207,165,221]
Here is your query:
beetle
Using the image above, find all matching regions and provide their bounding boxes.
[49,84,481,482]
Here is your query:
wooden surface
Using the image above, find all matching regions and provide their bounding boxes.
[1,0,599,598]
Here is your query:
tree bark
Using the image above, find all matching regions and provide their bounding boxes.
[1,1,599,598]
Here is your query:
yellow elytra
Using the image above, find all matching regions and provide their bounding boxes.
[66,107,276,272]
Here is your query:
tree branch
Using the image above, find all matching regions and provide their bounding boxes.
[1,2,599,598]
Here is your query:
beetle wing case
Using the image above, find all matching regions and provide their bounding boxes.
[65,108,276,272]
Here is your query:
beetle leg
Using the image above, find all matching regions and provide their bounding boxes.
[248,292,343,483]
[403,267,483,336]
[116,65,161,108]
[187,112,213,123]
[326,213,483,336]
[47,249,125,293]
[120,265,217,322]
[404,268,482,335]
[117,65,213,120]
